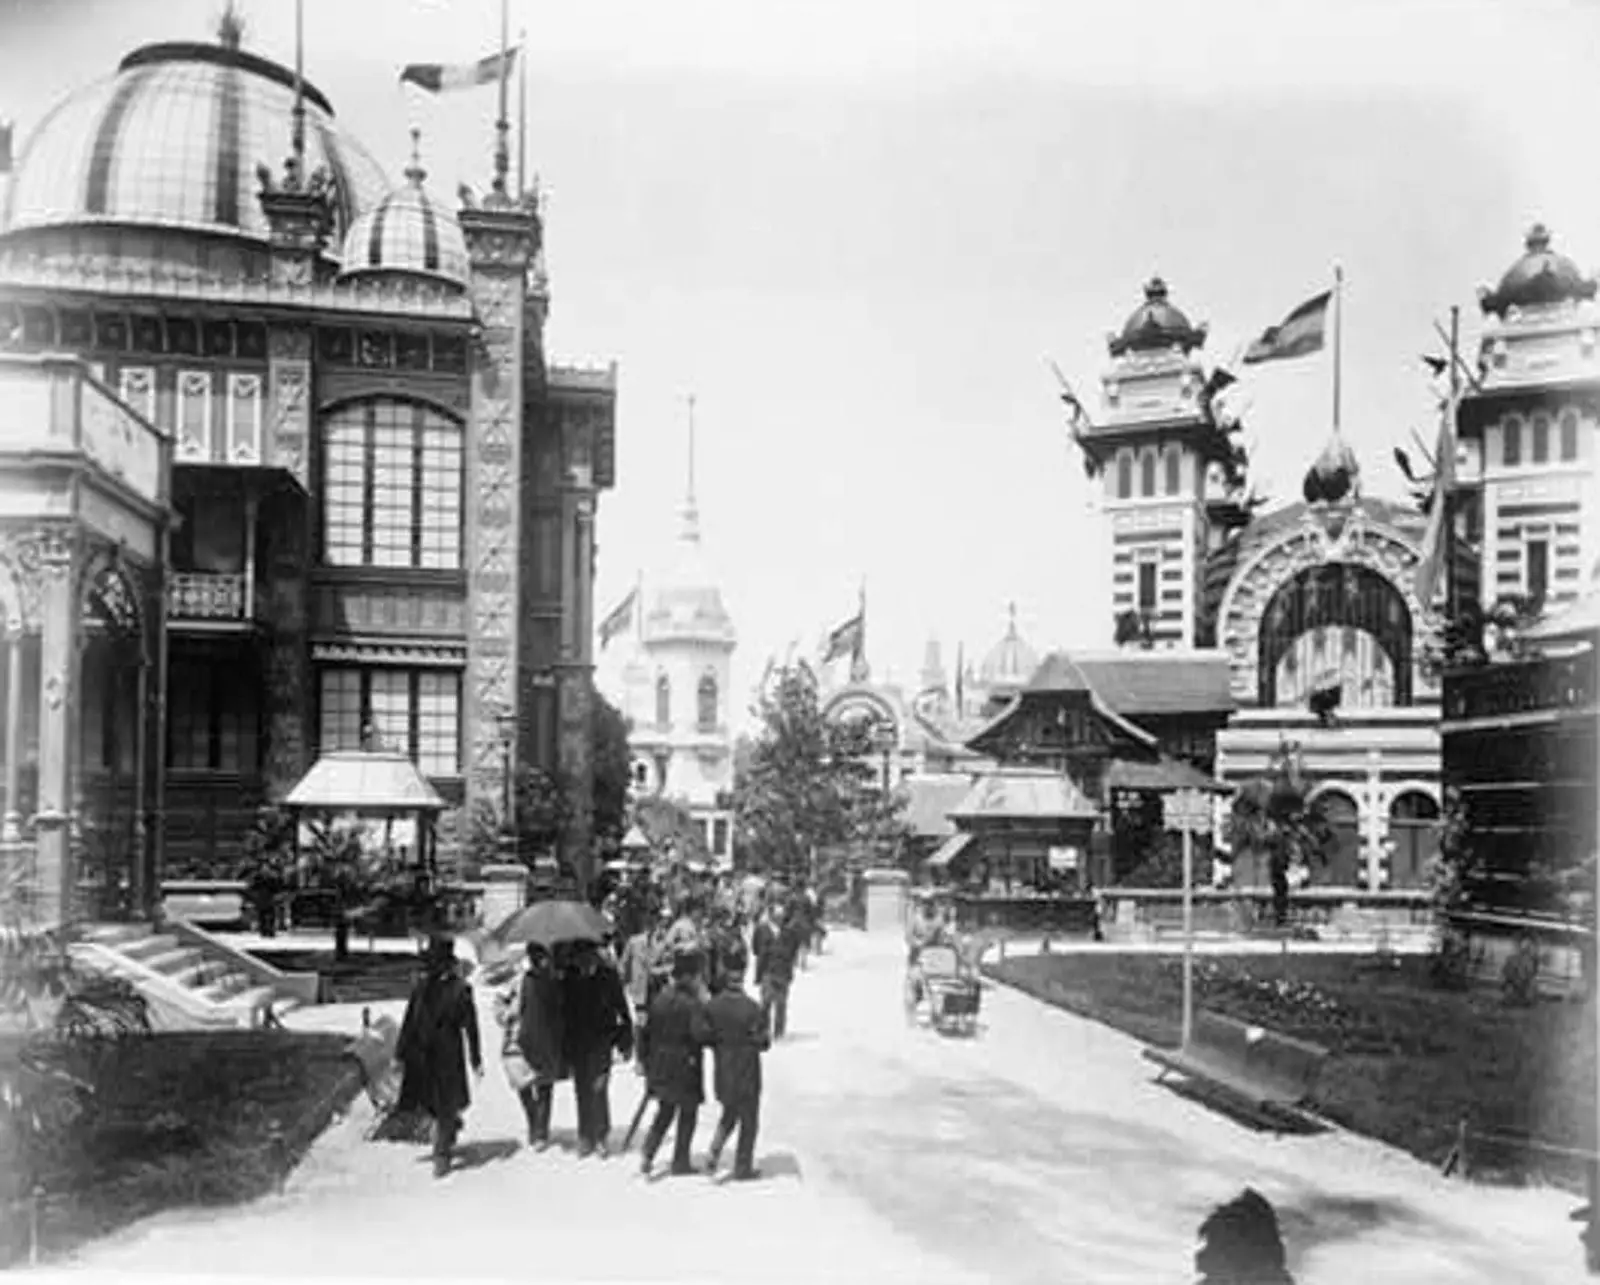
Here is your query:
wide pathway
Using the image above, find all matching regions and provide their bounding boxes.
[35,931,1594,1283]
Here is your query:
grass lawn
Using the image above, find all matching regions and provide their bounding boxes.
[0,1031,359,1265]
[988,952,1595,1188]
[253,948,423,1005]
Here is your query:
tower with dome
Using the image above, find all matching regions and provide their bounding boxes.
[595,406,737,866]
[0,17,619,917]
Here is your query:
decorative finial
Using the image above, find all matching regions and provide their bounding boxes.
[217,1,246,50]
[1526,223,1552,254]
[679,394,700,544]
[1144,276,1168,303]
[1007,601,1019,634]
[405,127,426,187]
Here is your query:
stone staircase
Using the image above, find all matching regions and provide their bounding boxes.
[72,921,314,1031]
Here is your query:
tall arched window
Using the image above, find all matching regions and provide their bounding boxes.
[1502,415,1523,467]
[322,399,464,568]
[1531,413,1551,464]
[1164,446,1181,496]
[1116,453,1133,499]
[655,674,671,730]
[1559,409,1579,461]
[1140,450,1157,496]
[697,672,719,732]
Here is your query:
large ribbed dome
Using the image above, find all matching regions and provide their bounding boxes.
[0,41,388,248]
[1479,224,1597,317]
[339,146,469,288]
[979,604,1040,689]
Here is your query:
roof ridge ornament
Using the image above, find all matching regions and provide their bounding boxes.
[405,126,427,188]
[216,1,246,50]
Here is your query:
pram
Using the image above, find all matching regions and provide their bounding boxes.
[903,942,981,1035]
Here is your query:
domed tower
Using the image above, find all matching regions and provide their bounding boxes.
[975,603,1041,715]
[338,131,470,293]
[1457,224,1599,616]
[1074,277,1221,649]
[631,400,738,864]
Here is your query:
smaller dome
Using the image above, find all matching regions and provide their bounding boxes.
[979,604,1040,690]
[1479,223,1596,317]
[1108,277,1208,357]
[1302,434,1361,505]
[338,133,468,288]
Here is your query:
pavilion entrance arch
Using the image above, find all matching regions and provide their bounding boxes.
[1257,563,1413,710]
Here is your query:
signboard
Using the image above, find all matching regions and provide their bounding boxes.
[1162,788,1214,835]
[1047,846,1079,872]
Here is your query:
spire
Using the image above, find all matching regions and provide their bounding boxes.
[217,1,246,49]
[1006,601,1019,637]
[405,127,426,187]
[679,393,700,544]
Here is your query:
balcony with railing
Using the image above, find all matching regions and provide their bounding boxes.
[1442,645,1597,727]
[165,571,263,629]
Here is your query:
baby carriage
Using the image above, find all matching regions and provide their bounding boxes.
[904,942,981,1035]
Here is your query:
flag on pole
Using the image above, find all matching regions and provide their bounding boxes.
[1413,394,1458,607]
[598,587,637,649]
[822,611,864,665]
[1242,290,1333,365]
[400,47,519,93]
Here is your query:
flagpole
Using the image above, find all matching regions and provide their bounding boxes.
[1445,304,1460,621]
[493,0,510,195]
[516,26,527,197]
[1332,264,1344,436]
[290,0,305,181]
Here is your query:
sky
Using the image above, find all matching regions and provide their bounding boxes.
[3,0,1599,728]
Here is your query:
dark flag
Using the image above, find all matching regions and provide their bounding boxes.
[1421,354,1448,378]
[400,48,519,94]
[1242,290,1332,365]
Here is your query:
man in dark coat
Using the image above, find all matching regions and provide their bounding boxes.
[562,941,634,1157]
[639,950,713,1177]
[753,906,805,1041]
[515,942,567,1150]
[395,936,482,1178]
[704,945,767,1181]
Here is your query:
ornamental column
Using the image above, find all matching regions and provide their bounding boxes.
[2,625,23,842]
[32,530,79,928]
[459,195,539,831]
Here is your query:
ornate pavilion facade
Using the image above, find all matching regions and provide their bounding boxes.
[0,28,617,923]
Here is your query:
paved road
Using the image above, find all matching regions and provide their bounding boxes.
[39,932,1593,1283]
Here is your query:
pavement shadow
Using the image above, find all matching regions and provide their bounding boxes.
[772,1032,820,1046]
[754,1151,802,1181]
[1272,1192,1445,1270]
[450,1138,522,1171]
[1156,1078,1330,1137]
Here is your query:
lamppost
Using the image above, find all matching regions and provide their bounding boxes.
[494,707,517,864]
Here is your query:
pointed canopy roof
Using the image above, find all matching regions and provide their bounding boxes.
[949,768,1099,823]
[284,750,445,812]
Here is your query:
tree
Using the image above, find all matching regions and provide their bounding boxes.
[590,689,632,860]
[732,663,910,878]
[1224,740,1332,927]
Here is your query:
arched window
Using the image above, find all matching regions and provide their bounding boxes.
[1140,450,1157,497]
[1502,416,1522,467]
[322,399,464,569]
[697,672,718,732]
[1559,409,1580,461]
[1116,453,1133,499]
[1531,413,1551,464]
[655,674,671,730]
[1164,446,1181,496]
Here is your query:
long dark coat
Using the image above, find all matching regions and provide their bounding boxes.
[754,920,803,989]
[562,961,634,1067]
[704,987,768,1105]
[395,968,481,1122]
[643,979,713,1107]
[516,965,569,1084]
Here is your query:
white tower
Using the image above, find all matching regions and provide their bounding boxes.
[627,398,738,865]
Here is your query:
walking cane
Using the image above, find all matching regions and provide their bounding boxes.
[621,1085,653,1152]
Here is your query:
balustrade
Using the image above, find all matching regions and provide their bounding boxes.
[166,571,249,623]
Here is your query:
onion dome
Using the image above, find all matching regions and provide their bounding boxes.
[979,604,1041,690]
[1302,433,1361,505]
[1479,224,1597,317]
[1108,277,1208,357]
[0,39,388,247]
[338,130,468,288]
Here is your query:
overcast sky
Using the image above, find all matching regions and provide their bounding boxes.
[4,0,1598,724]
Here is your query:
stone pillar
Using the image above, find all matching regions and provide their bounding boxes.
[459,202,538,829]
[33,532,78,928]
[1363,748,1385,890]
[2,627,22,842]
[479,862,528,932]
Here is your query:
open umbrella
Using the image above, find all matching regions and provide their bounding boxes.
[491,899,611,949]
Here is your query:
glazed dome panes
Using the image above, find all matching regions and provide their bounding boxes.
[4,54,388,245]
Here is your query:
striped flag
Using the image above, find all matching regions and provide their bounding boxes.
[598,587,637,649]
[1242,290,1332,365]
[400,47,519,93]
[822,612,864,665]
[1413,392,1458,607]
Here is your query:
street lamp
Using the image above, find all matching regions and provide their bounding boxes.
[493,707,517,862]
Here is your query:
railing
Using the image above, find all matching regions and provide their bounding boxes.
[1443,648,1597,724]
[0,354,168,508]
[165,572,251,624]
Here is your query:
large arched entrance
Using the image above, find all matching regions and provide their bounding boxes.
[1258,563,1413,709]
[1388,790,1441,889]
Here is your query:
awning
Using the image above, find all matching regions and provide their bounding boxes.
[1105,756,1230,794]
[284,750,446,813]
[926,832,975,869]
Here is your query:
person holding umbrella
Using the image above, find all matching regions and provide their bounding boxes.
[561,940,633,1157]
[395,935,483,1178]
[510,942,566,1149]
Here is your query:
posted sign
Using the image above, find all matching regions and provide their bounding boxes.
[1162,788,1213,835]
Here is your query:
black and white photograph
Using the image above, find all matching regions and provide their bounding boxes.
[0,0,1597,1279]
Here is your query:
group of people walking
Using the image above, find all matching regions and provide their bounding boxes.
[392,875,825,1181]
